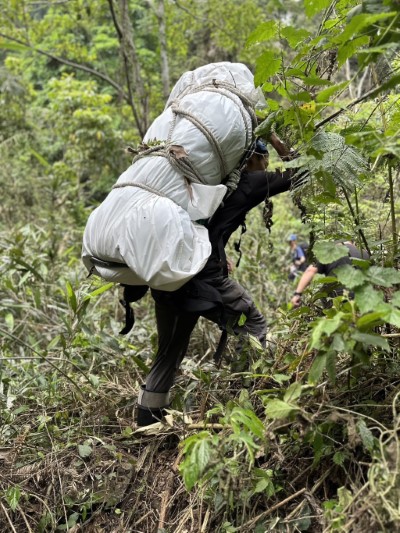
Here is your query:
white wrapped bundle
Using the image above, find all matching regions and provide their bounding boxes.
[82,62,258,290]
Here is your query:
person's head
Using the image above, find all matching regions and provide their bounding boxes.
[246,139,269,171]
[288,234,297,249]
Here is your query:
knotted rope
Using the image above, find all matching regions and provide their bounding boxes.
[120,78,257,194]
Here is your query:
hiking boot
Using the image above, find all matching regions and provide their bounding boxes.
[136,385,170,427]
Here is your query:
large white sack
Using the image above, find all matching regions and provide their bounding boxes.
[82,62,258,291]
[82,187,211,291]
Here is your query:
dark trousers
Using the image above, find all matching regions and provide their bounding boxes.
[145,277,266,393]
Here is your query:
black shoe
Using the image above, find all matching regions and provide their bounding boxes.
[136,405,167,427]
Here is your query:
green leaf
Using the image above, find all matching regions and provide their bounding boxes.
[314,241,349,264]
[335,12,398,43]
[230,408,264,438]
[247,21,278,46]
[383,307,400,328]
[354,285,384,314]
[367,72,400,100]
[308,354,327,384]
[66,281,77,313]
[281,26,311,48]
[334,265,366,289]
[78,443,93,458]
[391,291,400,307]
[265,399,298,419]
[5,312,14,331]
[84,282,114,300]
[366,266,400,287]
[238,313,247,326]
[304,0,331,17]
[333,451,346,466]
[356,311,386,328]
[254,477,272,494]
[196,438,211,475]
[316,81,349,103]
[254,51,282,87]
[255,112,277,138]
[351,331,389,350]
[0,41,26,52]
[131,355,150,374]
[5,486,21,511]
[338,36,370,67]
[310,313,344,349]
[30,149,51,168]
[284,382,302,403]
[356,420,375,452]
[325,350,337,384]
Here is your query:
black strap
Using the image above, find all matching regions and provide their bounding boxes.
[119,298,135,334]
[234,222,247,267]
[118,284,149,335]
[213,329,228,368]
[90,256,129,269]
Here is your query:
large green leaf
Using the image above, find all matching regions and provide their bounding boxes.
[265,399,299,419]
[334,264,366,289]
[314,241,349,264]
[366,266,400,287]
[281,26,311,48]
[351,331,389,350]
[354,285,384,313]
[254,51,282,87]
[247,21,278,46]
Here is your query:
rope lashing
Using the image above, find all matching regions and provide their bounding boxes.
[128,143,207,185]
[170,103,228,179]
[123,77,257,194]
[224,168,241,197]
[112,181,170,197]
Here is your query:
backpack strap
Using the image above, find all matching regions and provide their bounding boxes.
[213,329,228,368]
[119,284,149,335]
[234,222,247,267]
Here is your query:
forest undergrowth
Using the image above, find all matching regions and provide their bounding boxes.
[1,207,400,532]
[1,0,400,531]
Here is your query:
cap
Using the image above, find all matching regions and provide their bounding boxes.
[254,139,269,156]
[288,234,297,241]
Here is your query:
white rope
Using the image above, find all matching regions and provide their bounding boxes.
[112,181,169,198]
[170,103,228,178]
[125,76,257,194]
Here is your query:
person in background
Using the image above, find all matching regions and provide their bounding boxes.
[288,234,307,280]
[291,241,370,308]
[137,133,299,426]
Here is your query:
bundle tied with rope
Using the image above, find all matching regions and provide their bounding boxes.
[82,62,262,291]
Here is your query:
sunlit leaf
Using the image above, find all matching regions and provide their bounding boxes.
[246,21,278,46]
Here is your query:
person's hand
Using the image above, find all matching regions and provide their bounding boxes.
[226,257,234,274]
[291,293,302,307]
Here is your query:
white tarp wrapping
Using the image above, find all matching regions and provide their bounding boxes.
[82,62,258,291]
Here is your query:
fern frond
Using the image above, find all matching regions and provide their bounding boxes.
[293,131,369,193]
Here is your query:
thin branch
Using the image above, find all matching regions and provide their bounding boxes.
[107,0,146,137]
[316,68,400,129]
[342,188,371,256]
[0,32,128,100]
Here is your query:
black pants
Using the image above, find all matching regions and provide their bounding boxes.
[145,277,266,393]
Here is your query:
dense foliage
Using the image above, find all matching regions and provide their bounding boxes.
[0,0,399,531]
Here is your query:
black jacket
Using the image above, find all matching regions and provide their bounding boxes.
[196,168,294,279]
